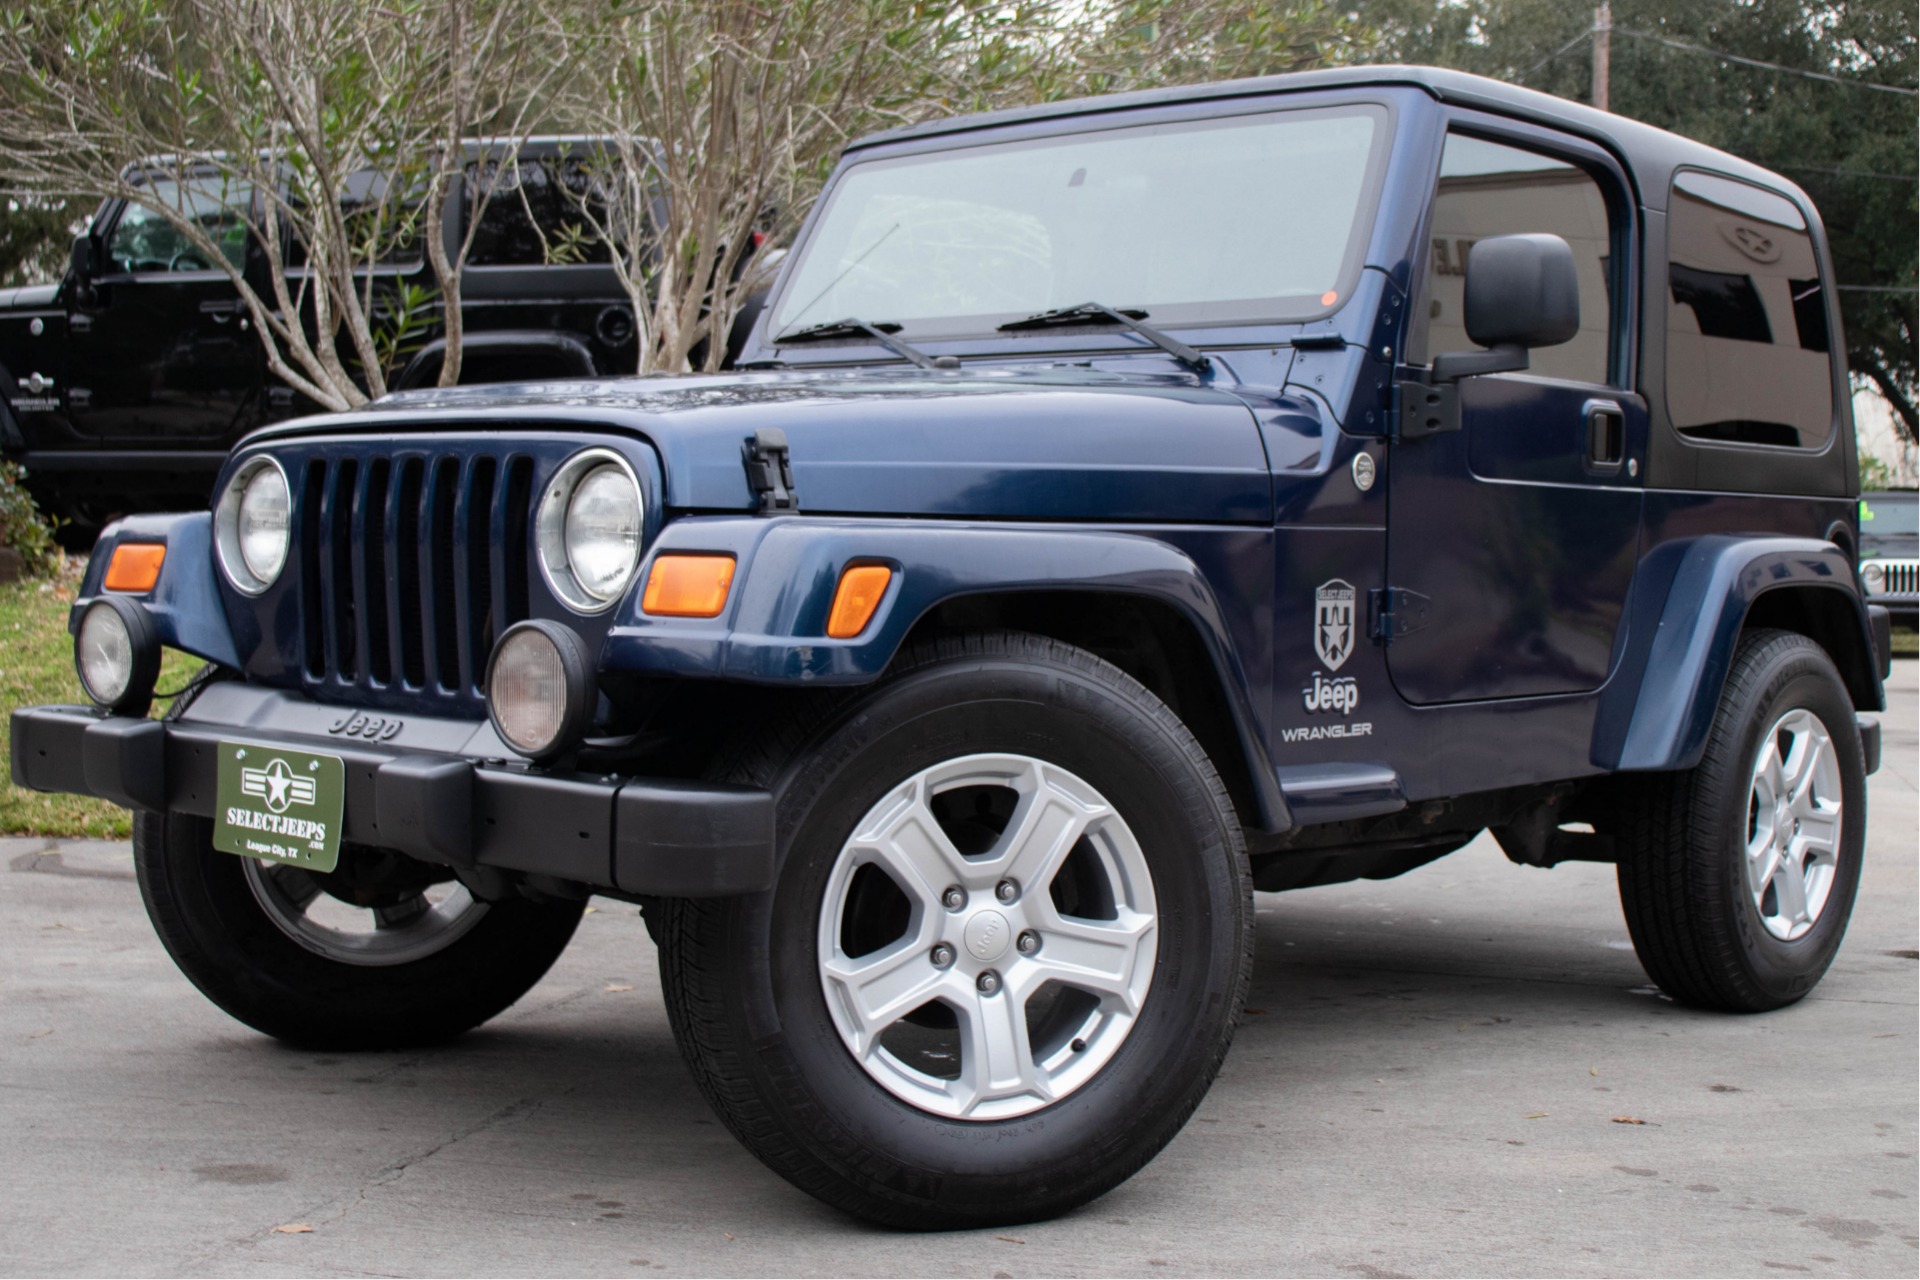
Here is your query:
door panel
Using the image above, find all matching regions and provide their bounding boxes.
[68,274,262,443]
[1386,375,1644,703]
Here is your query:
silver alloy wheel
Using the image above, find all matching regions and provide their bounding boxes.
[1745,707,1844,942]
[242,857,491,967]
[818,753,1158,1121]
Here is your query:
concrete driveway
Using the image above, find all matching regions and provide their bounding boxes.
[3,664,1914,1277]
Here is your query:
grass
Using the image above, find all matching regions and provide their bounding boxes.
[1895,627,1919,658]
[0,558,198,839]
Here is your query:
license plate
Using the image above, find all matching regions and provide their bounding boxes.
[212,742,345,873]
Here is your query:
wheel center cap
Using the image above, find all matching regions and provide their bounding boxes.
[963,909,1012,962]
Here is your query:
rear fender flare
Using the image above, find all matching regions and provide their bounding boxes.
[1592,536,1883,772]
[394,331,598,391]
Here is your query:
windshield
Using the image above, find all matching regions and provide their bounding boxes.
[772,104,1387,340]
[1863,492,1919,536]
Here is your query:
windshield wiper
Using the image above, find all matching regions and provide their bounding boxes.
[772,318,945,370]
[997,302,1211,374]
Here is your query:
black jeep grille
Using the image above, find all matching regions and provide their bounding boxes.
[294,450,535,700]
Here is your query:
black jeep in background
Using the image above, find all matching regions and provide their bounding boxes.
[1859,488,1918,625]
[0,139,657,531]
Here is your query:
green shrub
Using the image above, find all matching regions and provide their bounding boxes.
[0,461,61,578]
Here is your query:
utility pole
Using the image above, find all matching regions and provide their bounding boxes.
[1592,1,1612,112]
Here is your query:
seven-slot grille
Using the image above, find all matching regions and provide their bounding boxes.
[1874,559,1918,596]
[295,450,535,702]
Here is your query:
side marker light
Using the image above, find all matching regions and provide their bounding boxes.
[104,543,166,593]
[827,565,894,639]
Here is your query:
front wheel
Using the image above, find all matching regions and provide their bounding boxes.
[135,812,584,1049]
[1615,629,1867,1011]
[658,633,1253,1228]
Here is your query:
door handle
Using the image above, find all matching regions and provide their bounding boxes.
[199,300,241,323]
[1583,399,1625,472]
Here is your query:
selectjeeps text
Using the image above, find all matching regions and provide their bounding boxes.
[13,67,1892,1228]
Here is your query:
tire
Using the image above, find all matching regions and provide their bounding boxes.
[1615,629,1867,1012]
[657,631,1253,1229]
[134,811,583,1049]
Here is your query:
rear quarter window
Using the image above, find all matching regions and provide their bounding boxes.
[465,157,614,267]
[1665,170,1836,449]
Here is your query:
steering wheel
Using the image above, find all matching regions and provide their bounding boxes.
[170,251,212,272]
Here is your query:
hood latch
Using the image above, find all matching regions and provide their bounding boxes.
[743,428,798,514]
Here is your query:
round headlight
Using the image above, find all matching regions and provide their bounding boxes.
[1861,561,1885,591]
[485,620,594,761]
[75,596,160,715]
[216,456,290,595]
[536,449,642,613]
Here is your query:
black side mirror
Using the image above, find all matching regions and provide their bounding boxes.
[1432,233,1581,383]
[68,233,98,282]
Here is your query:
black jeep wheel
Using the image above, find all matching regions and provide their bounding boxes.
[134,811,583,1049]
[1615,629,1867,1012]
[657,632,1253,1229]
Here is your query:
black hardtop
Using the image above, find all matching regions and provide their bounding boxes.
[849,64,1810,214]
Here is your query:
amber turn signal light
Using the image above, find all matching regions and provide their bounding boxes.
[827,565,893,639]
[103,543,166,593]
[641,554,736,618]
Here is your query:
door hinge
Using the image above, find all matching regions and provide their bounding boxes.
[1391,375,1459,442]
[742,427,798,514]
[268,386,296,409]
[67,387,90,408]
[68,314,92,335]
[1369,586,1432,645]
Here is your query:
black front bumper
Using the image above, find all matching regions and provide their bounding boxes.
[10,692,775,898]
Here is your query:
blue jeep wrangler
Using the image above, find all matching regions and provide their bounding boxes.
[13,67,1892,1229]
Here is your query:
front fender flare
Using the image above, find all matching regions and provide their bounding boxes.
[72,511,240,668]
[602,516,1290,831]
[1591,536,1882,773]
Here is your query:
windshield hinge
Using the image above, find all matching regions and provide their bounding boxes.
[1391,370,1459,442]
[1369,586,1432,646]
[743,428,798,514]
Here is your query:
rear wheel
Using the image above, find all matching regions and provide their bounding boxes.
[135,812,583,1049]
[1615,629,1866,1011]
[658,632,1253,1228]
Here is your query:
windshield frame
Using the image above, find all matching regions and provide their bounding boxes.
[755,93,1398,356]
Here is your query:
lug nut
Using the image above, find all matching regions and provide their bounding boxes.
[976,970,1001,995]
[930,943,955,969]
[1016,930,1040,955]
[995,879,1019,904]
[941,885,965,910]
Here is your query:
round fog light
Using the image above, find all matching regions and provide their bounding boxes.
[485,621,594,761]
[75,596,161,715]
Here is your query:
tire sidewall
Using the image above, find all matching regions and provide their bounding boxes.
[723,652,1249,1211]
[1708,645,1866,1005]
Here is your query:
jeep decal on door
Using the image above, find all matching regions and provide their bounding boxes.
[1315,579,1356,672]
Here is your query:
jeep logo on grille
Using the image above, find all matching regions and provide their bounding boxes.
[328,712,403,741]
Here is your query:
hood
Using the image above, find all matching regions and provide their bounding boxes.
[305,364,1296,525]
[0,284,59,311]
[1861,531,1917,559]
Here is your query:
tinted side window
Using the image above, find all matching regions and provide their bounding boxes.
[1665,171,1834,449]
[108,178,253,274]
[285,169,423,270]
[1421,134,1616,385]
[465,158,613,267]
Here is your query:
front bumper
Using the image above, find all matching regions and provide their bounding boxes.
[9,685,775,898]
